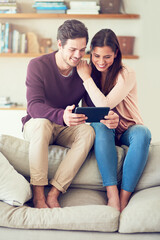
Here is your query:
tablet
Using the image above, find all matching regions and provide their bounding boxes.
[74,107,110,122]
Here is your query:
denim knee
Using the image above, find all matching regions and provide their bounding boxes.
[130,125,151,146]
[120,125,151,146]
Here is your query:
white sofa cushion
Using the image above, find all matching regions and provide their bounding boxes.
[0,134,125,190]
[1,134,160,191]
[122,142,160,191]
[59,188,107,207]
[0,188,120,232]
[119,186,160,233]
[0,152,32,206]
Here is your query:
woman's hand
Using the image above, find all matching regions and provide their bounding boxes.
[77,60,92,82]
[100,111,119,129]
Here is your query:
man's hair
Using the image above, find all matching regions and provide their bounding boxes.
[57,19,88,46]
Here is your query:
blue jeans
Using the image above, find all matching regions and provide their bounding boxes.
[91,123,151,192]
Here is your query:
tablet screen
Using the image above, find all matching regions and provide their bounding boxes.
[74,107,110,122]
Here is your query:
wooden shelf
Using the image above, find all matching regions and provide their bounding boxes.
[0,106,26,110]
[0,13,140,19]
[122,55,139,59]
[0,12,140,60]
[0,53,43,58]
[0,53,139,59]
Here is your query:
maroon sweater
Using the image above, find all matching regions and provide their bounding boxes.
[22,52,86,127]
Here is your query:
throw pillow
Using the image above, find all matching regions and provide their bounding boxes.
[119,186,160,233]
[0,152,32,206]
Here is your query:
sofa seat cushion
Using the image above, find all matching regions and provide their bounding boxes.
[122,142,160,191]
[119,186,160,233]
[0,152,32,207]
[0,188,120,232]
[0,134,125,190]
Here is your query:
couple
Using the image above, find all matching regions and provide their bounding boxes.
[22,19,151,212]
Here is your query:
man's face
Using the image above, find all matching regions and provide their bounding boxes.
[58,38,87,67]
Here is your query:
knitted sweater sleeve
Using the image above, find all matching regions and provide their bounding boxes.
[83,67,136,109]
[26,59,65,125]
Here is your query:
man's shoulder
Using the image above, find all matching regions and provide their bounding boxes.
[29,51,55,67]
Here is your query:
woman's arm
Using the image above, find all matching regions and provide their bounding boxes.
[77,62,136,109]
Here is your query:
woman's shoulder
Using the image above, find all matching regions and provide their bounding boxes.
[121,64,135,75]
[115,64,136,87]
[119,64,136,81]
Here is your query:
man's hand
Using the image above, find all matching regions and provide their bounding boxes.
[100,110,119,129]
[63,105,87,126]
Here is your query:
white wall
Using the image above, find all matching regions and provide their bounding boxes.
[0,0,160,142]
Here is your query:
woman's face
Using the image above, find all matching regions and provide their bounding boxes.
[91,46,117,73]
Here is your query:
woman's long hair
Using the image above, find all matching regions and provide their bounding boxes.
[90,29,122,95]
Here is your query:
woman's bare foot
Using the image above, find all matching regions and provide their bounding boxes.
[46,187,61,208]
[120,189,132,212]
[106,185,120,211]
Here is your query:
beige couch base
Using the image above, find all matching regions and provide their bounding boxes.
[0,227,160,240]
[0,134,160,234]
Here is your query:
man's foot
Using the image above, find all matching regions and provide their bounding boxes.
[32,185,49,208]
[106,185,120,211]
[46,187,61,208]
[33,199,49,208]
[46,195,60,208]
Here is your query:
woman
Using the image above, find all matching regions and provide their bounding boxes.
[77,29,151,212]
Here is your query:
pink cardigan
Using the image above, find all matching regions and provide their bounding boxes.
[83,65,144,133]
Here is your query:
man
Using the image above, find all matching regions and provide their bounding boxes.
[22,19,119,208]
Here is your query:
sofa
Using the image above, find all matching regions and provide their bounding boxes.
[0,133,160,240]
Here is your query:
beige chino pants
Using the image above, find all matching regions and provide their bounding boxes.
[23,118,95,193]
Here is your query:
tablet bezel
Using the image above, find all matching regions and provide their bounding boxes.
[74,107,110,122]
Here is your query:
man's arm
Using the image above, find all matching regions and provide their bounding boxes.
[26,59,65,126]
[26,59,87,126]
